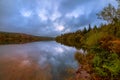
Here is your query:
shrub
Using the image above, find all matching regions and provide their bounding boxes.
[85,32,108,49]
[92,52,120,78]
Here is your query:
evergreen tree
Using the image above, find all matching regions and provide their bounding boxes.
[88,24,92,32]
[93,25,97,30]
[83,27,87,34]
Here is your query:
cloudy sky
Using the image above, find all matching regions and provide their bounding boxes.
[0,0,117,36]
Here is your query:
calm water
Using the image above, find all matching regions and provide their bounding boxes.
[0,41,78,80]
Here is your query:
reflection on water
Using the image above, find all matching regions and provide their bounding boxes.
[0,41,78,80]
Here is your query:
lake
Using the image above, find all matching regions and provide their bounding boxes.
[0,41,78,80]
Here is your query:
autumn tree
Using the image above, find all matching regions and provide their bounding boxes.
[97,4,117,23]
[97,0,120,24]
[116,0,120,20]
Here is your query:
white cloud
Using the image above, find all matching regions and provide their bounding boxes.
[64,28,70,33]
[50,11,61,21]
[54,23,65,31]
[37,9,48,21]
[66,7,84,18]
[56,25,64,31]
[20,9,32,17]
[0,0,118,36]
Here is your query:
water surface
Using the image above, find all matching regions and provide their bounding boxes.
[0,41,78,80]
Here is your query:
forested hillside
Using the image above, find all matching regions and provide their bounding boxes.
[0,32,54,44]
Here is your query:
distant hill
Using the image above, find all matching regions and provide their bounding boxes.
[0,31,55,44]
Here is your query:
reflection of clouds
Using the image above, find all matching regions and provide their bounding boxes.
[50,57,60,66]
[0,41,78,80]
[54,47,64,53]
[0,41,77,68]
[0,54,52,80]
[77,49,87,54]
[0,41,78,67]
[38,56,47,65]
[20,59,31,67]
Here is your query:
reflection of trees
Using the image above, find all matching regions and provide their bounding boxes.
[56,31,84,49]
[0,32,54,44]
[0,55,52,80]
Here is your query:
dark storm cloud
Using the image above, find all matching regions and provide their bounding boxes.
[58,0,94,14]
[0,0,117,36]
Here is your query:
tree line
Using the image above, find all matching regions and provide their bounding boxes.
[56,1,120,79]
